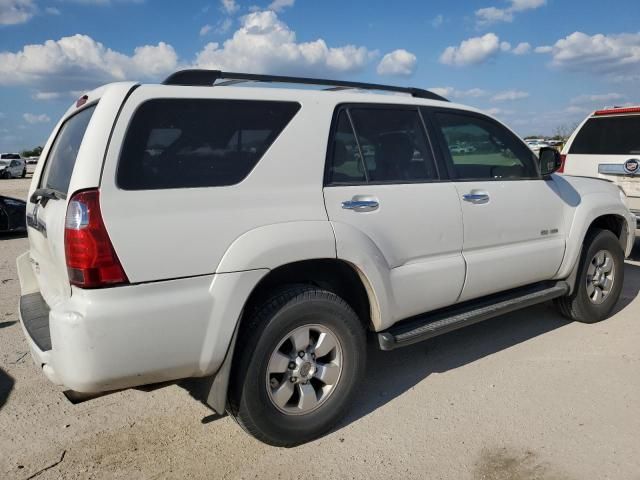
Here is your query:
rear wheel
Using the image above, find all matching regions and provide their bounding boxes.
[1,170,10,179]
[555,228,624,323]
[229,285,366,447]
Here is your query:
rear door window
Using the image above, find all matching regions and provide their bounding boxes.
[40,105,97,195]
[117,99,301,190]
[326,106,438,184]
[570,116,640,155]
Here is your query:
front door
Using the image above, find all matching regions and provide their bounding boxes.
[323,105,466,324]
[428,109,566,302]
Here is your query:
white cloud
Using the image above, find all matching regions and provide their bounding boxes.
[0,0,36,25]
[570,93,624,104]
[195,11,374,76]
[23,113,50,124]
[376,49,416,76]
[32,91,61,100]
[534,45,552,53]
[431,14,443,28]
[537,31,640,79]
[492,89,529,101]
[45,6,60,15]
[512,42,531,55]
[440,33,501,66]
[429,86,488,99]
[220,0,238,14]
[500,41,511,52]
[268,0,295,12]
[476,0,546,26]
[200,24,212,36]
[0,34,178,94]
[216,18,232,34]
[485,107,514,117]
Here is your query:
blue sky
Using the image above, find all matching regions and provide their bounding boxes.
[1,0,639,151]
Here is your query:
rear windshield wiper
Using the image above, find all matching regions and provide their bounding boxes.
[30,188,65,206]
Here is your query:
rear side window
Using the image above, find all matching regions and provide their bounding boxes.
[434,111,538,180]
[570,116,640,155]
[117,99,301,190]
[326,106,438,184]
[40,105,96,194]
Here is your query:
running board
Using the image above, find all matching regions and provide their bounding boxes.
[377,281,569,351]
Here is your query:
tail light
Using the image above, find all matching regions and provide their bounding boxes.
[64,189,128,288]
[557,154,566,173]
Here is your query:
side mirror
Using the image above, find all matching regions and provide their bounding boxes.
[538,147,562,176]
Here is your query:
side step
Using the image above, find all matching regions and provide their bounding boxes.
[378,281,569,351]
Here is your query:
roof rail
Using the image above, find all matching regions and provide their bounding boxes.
[162,69,449,102]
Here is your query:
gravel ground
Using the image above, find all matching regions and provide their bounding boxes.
[1,175,639,479]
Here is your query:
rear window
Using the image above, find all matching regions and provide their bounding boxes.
[1,154,20,159]
[40,105,96,194]
[570,116,640,155]
[117,99,301,190]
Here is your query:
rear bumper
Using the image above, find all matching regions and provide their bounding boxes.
[16,251,267,393]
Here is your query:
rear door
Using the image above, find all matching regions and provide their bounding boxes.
[26,104,98,307]
[426,108,566,302]
[323,105,465,322]
[564,113,640,212]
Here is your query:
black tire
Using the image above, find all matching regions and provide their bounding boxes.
[555,228,624,323]
[228,284,366,447]
[1,170,9,179]
[21,168,26,178]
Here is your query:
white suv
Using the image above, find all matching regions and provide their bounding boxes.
[17,70,636,446]
[0,153,27,178]
[561,106,640,232]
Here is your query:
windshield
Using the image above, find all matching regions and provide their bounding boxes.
[40,105,96,194]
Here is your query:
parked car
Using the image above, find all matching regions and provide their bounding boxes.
[17,71,636,447]
[525,140,550,155]
[0,195,26,233]
[0,153,26,178]
[561,106,640,233]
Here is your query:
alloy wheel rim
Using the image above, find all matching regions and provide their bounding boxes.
[266,324,343,415]
[585,249,615,305]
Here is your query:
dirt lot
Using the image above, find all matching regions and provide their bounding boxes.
[1,175,639,479]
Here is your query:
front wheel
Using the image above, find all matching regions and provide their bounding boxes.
[229,285,366,447]
[21,168,26,178]
[555,228,625,323]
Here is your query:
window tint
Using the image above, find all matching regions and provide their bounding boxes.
[435,112,538,180]
[327,107,437,184]
[570,116,640,155]
[327,111,366,184]
[41,105,96,194]
[1,154,20,160]
[118,99,300,190]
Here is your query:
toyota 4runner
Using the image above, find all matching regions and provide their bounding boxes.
[17,70,636,446]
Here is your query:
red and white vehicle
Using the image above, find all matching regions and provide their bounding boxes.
[561,106,640,232]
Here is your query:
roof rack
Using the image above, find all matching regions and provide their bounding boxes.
[162,69,449,102]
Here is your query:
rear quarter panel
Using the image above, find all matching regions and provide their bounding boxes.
[99,86,335,282]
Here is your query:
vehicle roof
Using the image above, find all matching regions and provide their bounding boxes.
[93,81,483,115]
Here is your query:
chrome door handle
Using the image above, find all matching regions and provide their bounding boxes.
[342,199,379,212]
[462,192,490,204]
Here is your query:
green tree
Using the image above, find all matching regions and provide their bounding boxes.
[21,146,43,157]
